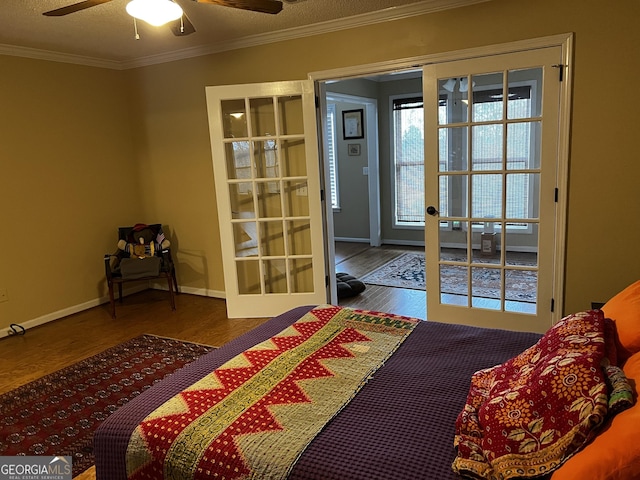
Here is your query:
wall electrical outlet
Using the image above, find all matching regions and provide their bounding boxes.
[0,288,7,303]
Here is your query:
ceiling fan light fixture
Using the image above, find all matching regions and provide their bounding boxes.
[126,0,183,27]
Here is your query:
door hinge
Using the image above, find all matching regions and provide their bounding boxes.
[552,64,564,82]
[554,187,559,202]
[320,189,325,201]
[551,298,555,313]
[315,95,320,108]
[325,275,329,287]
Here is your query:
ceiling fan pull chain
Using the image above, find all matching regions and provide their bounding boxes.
[133,17,140,40]
[180,16,184,34]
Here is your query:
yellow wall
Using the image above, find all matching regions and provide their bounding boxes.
[0,57,144,331]
[1,0,639,333]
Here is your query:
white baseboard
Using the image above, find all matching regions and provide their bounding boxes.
[151,282,226,299]
[1,284,225,339]
[333,237,370,243]
[381,239,425,247]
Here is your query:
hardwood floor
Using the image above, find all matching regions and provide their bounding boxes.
[1,260,426,396]
[335,242,427,320]
[0,291,270,395]
[1,248,425,395]
[334,241,536,318]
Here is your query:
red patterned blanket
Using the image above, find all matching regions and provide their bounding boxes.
[452,310,635,479]
[125,305,418,480]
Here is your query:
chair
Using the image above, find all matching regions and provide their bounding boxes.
[104,223,178,318]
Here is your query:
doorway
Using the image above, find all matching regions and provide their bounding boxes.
[314,35,571,331]
[205,35,570,327]
[325,74,427,319]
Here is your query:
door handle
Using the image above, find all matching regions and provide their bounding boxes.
[426,206,439,216]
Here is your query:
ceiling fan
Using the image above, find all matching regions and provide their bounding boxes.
[43,0,283,37]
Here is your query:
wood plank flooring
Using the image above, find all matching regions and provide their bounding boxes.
[0,253,423,397]
[0,291,270,395]
[335,242,427,320]
[335,241,536,318]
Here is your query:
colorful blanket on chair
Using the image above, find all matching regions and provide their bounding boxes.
[452,310,635,479]
[125,305,418,480]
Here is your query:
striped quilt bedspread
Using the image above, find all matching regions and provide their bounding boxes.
[124,305,418,480]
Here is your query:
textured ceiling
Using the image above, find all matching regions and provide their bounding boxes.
[0,0,485,68]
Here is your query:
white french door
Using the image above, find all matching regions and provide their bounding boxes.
[205,81,328,318]
[423,46,563,333]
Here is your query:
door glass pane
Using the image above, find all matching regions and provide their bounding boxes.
[233,222,257,257]
[281,139,307,177]
[290,258,314,293]
[506,223,538,267]
[259,221,285,256]
[250,98,276,137]
[225,142,251,179]
[507,122,541,170]
[254,140,279,178]
[472,223,500,265]
[441,247,467,263]
[221,99,248,139]
[284,181,309,217]
[471,173,502,219]
[439,175,468,218]
[287,220,312,255]
[440,264,468,304]
[472,124,503,170]
[506,173,539,219]
[508,68,542,119]
[257,182,282,218]
[230,183,255,219]
[438,77,468,124]
[278,96,304,135]
[237,260,260,294]
[471,267,501,310]
[505,269,537,304]
[439,127,468,171]
[264,259,287,293]
[472,72,503,122]
[440,223,468,262]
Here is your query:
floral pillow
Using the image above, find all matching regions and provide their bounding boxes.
[452,310,634,479]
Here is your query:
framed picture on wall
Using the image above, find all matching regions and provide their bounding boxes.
[348,144,361,156]
[342,109,364,139]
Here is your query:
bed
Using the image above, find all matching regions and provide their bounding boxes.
[94,281,640,480]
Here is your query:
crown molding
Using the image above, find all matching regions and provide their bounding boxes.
[1,0,490,70]
[0,43,122,69]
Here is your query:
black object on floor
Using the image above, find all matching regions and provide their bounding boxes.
[336,272,366,299]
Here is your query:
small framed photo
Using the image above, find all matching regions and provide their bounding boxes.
[347,144,361,156]
[342,109,364,139]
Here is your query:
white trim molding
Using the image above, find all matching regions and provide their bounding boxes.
[1,0,491,70]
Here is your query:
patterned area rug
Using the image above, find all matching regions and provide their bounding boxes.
[361,252,537,302]
[0,335,214,477]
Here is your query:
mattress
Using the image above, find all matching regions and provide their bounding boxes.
[94,305,542,479]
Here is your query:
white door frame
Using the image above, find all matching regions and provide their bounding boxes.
[309,33,572,321]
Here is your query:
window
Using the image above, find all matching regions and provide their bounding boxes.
[392,96,424,226]
[392,84,535,229]
[326,103,340,210]
[470,86,534,224]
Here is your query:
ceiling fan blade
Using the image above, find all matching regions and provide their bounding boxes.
[195,0,283,15]
[43,0,114,16]
[170,13,197,36]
